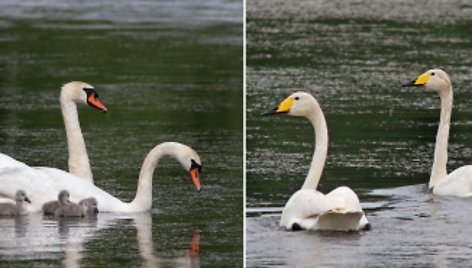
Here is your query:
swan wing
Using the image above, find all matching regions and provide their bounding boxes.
[433,165,472,197]
[280,187,368,231]
[280,189,341,230]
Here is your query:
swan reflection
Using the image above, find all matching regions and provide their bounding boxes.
[0,212,201,267]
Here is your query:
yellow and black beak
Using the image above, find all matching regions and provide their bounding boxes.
[263,97,294,116]
[402,71,431,88]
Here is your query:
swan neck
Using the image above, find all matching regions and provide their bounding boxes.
[130,144,175,211]
[60,96,92,181]
[301,101,328,190]
[430,87,453,188]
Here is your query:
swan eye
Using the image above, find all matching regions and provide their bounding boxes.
[83,87,99,98]
[294,97,300,100]
[191,159,202,172]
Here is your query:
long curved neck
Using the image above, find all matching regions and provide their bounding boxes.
[129,143,179,211]
[60,95,93,182]
[430,88,453,189]
[301,100,328,190]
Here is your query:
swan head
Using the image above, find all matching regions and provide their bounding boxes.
[168,142,202,191]
[61,81,108,112]
[58,190,71,205]
[15,190,31,204]
[264,91,317,117]
[79,197,99,214]
[402,69,451,93]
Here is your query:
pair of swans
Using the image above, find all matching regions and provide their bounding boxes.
[0,82,202,213]
[266,68,470,231]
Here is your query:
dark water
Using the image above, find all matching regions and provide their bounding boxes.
[247,0,472,266]
[0,0,242,267]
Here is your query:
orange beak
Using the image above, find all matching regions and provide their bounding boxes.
[190,168,201,191]
[87,93,107,112]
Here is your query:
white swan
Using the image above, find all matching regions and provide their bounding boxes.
[403,69,472,197]
[0,81,107,183]
[264,91,369,231]
[0,142,202,213]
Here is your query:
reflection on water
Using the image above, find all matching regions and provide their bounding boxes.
[0,212,200,268]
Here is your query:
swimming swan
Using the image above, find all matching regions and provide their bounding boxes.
[43,190,99,215]
[79,197,99,215]
[403,69,472,197]
[0,190,31,216]
[264,91,369,231]
[0,81,107,183]
[0,142,202,213]
[54,190,92,217]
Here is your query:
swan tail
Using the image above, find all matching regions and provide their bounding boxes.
[316,210,365,231]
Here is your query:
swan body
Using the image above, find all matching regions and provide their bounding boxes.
[0,142,202,213]
[0,81,107,183]
[0,190,31,216]
[280,187,368,231]
[54,190,89,217]
[42,200,61,215]
[54,190,83,217]
[403,69,472,197]
[265,91,369,231]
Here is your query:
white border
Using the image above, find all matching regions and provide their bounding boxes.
[242,0,247,266]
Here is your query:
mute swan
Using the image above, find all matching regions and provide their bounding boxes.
[43,190,98,215]
[0,81,107,183]
[264,91,369,231]
[0,142,202,213]
[403,69,472,197]
[79,197,99,215]
[54,190,90,217]
[0,190,31,216]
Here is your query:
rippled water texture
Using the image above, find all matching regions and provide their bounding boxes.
[0,0,242,266]
[247,0,472,266]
